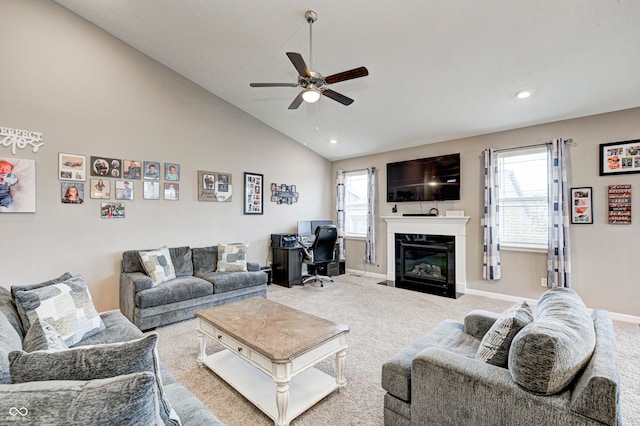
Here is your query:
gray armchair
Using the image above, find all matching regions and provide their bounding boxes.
[382,288,621,426]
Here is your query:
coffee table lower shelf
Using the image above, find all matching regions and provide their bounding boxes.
[203,350,339,425]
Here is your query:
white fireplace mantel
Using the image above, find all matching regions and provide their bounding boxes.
[383,216,470,293]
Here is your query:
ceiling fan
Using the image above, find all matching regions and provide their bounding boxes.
[250,10,369,110]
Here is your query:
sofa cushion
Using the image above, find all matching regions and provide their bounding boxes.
[9,333,181,425]
[135,276,213,309]
[192,246,218,275]
[216,243,248,272]
[509,288,596,395]
[13,274,105,346]
[11,272,73,332]
[0,372,160,426]
[122,249,145,273]
[0,313,22,384]
[22,318,68,352]
[139,246,177,286]
[476,301,533,367]
[170,246,193,277]
[199,270,267,294]
[72,310,144,347]
[381,319,480,402]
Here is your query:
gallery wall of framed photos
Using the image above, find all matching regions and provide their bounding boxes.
[57,152,182,218]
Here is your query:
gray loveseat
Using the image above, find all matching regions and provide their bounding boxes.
[382,288,621,426]
[120,245,268,330]
[0,280,224,425]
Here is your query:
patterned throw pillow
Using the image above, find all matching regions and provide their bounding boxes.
[22,319,69,352]
[138,246,176,286]
[13,274,105,347]
[9,333,181,425]
[216,243,248,272]
[476,301,533,367]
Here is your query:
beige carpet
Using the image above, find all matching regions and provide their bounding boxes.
[154,274,640,426]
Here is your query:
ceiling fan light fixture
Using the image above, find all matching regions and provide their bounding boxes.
[302,88,321,103]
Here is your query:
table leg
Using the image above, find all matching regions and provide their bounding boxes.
[197,328,207,367]
[336,349,347,389]
[275,380,290,426]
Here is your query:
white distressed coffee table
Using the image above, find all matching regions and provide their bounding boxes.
[195,297,349,426]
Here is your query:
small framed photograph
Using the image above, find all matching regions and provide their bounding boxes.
[101,202,125,218]
[115,180,134,200]
[0,157,36,213]
[90,179,111,199]
[570,187,593,224]
[244,172,263,215]
[164,163,180,181]
[90,156,121,178]
[144,181,160,199]
[599,139,640,176]
[123,160,142,180]
[58,153,86,181]
[198,171,232,202]
[164,182,179,200]
[143,161,160,180]
[61,182,85,204]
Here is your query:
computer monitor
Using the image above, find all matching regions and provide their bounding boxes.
[297,220,312,236]
[310,220,333,235]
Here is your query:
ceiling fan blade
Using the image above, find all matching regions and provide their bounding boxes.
[286,52,311,77]
[324,67,369,85]
[322,89,354,106]
[250,83,299,87]
[288,92,304,110]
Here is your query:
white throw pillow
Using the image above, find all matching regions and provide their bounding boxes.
[216,243,248,272]
[138,246,176,286]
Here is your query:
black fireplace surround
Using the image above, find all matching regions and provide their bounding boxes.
[394,233,456,298]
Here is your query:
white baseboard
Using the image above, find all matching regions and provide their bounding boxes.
[344,268,387,281]
[465,288,640,324]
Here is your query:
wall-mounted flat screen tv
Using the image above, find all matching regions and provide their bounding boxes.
[387,153,460,202]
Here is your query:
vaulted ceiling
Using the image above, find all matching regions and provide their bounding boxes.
[53,1,640,161]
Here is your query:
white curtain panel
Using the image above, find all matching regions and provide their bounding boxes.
[547,139,572,288]
[364,167,377,264]
[483,148,501,280]
[336,170,346,261]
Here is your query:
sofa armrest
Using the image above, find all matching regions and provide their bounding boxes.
[119,272,153,325]
[463,310,500,340]
[247,261,260,272]
[411,347,571,426]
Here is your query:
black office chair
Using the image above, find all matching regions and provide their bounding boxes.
[301,225,338,286]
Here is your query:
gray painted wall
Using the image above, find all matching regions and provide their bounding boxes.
[0,0,331,311]
[332,107,640,317]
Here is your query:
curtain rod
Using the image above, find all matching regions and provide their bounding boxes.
[491,138,575,154]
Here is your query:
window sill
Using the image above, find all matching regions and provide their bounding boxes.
[500,243,547,254]
[345,235,366,241]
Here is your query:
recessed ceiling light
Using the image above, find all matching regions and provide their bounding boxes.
[330,139,337,144]
[515,90,532,99]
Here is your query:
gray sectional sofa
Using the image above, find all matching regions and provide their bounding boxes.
[120,245,268,330]
[0,282,224,425]
[382,288,621,426]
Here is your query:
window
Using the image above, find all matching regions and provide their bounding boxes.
[497,147,548,249]
[344,170,368,237]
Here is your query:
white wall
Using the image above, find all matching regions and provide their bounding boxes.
[0,0,332,311]
[332,108,640,317]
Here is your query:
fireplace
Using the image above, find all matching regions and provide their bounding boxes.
[383,215,469,297]
[395,234,455,298]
